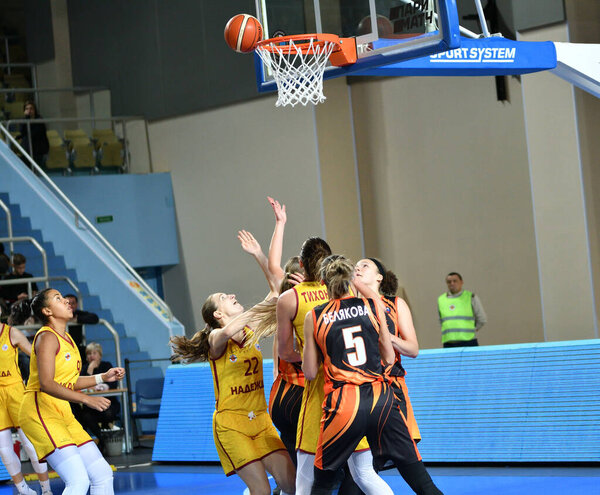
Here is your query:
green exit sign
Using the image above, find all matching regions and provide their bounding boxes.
[96,215,114,224]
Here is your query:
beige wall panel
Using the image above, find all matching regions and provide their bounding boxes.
[576,89,600,335]
[351,75,543,349]
[521,24,598,341]
[148,96,325,340]
[50,0,76,120]
[315,78,364,261]
[566,0,600,336]
[35,61,60,120]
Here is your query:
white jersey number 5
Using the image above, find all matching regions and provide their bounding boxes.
[342,325,367,366]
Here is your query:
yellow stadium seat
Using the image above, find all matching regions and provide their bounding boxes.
[1,101,25,119]
[68,131,97,171]
[92,128,125,170]
[45,130,70,172]
[3,74,30,88]
[64,129,89,141]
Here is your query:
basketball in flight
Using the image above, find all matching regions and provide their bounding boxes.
[224,14,263,53]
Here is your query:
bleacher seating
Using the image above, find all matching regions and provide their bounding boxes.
[1,100,23,119]
[93,128,125,172]
[2,73,30,89]
[45,130,70,173]
[64,129,97,172]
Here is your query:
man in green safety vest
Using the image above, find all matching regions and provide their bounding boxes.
[438,272,487,347]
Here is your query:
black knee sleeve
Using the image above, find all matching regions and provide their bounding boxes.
[397,460,443,495]
[338,462,366,495]
[311,467,339,495]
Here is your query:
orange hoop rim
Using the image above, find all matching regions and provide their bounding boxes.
[256,33,340,53]
[255,33,357,66]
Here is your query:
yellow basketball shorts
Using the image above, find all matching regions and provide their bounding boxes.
[19,391,92,461]
[296,371,324,454]
[213,409,286,476]
[0,382,25,430]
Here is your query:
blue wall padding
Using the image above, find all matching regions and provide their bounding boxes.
[153,340,600,463]
[402,339,600,461]
[52,174,179,268]
[153,361,276,462]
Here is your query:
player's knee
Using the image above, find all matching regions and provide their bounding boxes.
[247,482,271,495]
[65,474,90,494]
[0,445,21,476]
[295,469,314,495]
[29,457,48,475]
[87,457,113,486]
[278,477,296,494]
[311,467,337,493]
[17,433,46,474]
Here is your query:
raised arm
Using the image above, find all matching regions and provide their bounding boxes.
[301,311,319,380]
[372,300,395,366]
[392,297,419,358]
[238,229,279,299]
[277,289,302,363]
[9,326,32,356]
[353,278,395,366]
[208,309,256,359]
[267,196,286,281]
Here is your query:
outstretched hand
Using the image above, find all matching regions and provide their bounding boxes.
[238,230,262,257]
[84,395,111,412]
[102,367,125,383]
[288,272,305,286]
[267,196,286,224]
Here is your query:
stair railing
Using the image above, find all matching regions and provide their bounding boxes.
[0,199,13,256]
[0,124,174,326]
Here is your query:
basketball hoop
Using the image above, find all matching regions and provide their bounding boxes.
[255,34,357,107]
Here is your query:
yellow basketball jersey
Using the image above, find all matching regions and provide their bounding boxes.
[210,328,267,415]
[291,281,329,356]
[26,326,82,393]
[0,324,22,387]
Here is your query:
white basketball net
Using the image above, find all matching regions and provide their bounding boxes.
[256,38,336,107]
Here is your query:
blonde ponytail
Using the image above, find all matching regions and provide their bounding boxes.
[170,326,212,362]
[320,255,354,299]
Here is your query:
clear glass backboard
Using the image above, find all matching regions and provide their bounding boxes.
[255,0,460,91]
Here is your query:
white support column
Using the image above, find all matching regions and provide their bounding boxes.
[50,0,77,119]
[520,24,598,341]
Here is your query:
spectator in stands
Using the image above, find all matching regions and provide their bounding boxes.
[17,101,49,168]
[0,243,10,320]
[0,243,9,277]
[0,253,37,307]
[71,342,121,456]
[8,298,36,383]
[65,294,99,358]
[438,272,487,347]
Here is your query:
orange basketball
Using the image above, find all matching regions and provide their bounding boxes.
[224,14,263,53]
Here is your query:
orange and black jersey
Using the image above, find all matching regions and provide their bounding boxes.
[382,295,406,378]
[312,297,385,393]
[277,358,305,388]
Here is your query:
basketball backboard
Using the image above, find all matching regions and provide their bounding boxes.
[254,0,460,92]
